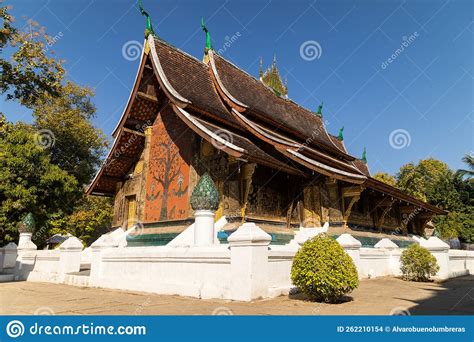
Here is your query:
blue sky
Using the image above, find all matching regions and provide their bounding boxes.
[3,0,473,175]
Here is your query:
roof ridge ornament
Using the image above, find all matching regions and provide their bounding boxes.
[261,55,288,97]
[361,147,367,163]
[138,0,156,38]
[315,102,323,118]
[201,17,212,63]
[337,126,344,141]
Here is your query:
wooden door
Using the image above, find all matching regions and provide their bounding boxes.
[126,195,137,230]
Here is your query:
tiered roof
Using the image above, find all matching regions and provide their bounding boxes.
[86,32,445,215]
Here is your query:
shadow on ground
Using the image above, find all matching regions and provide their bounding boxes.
[1,275,472,315]
[395,275,474,315]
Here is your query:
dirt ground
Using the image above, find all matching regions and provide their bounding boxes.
[1,276,472,315]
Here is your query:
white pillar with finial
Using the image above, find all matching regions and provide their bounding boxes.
[190,173,219,246]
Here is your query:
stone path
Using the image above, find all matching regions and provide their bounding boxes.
[1,276,472,315]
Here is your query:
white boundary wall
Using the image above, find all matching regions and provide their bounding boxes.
[93,246,232,299]
[2,224,474,301]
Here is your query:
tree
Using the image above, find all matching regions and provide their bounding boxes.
[373,172,397,187]
[48,196,112,246]
[394,156,474,244]
[33,81,108,186]
[396,158,472,242]
[456,153,474,179]
[0,118,78,245]
[397,163,427,201]
[434,209,473,243]
[445,154,474,244]
[1,6,64,108]
[453,171,473,207]
[397,158,461,210]
[0,8,110,247]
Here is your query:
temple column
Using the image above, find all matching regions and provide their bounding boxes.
[302,183,322,227]
[341,185,364,228]
[372,196,395,232]
[239,163,256,222]
[214,181,225,221]
[414,212,435,236]
[398,205,419,235]
[325,178,344,226]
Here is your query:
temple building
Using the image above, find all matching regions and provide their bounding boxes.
[86,14,445,246]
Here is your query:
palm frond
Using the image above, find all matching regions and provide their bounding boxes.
[457,153,474,178]
[461,154,474,170]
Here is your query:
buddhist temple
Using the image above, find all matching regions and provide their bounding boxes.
[86,10,446,247]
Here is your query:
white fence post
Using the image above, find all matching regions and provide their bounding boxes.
[228,222,271,301]
[0,243,18,271]
[420,237,450,279]
[18,233,34,248]
[15,235,37,281]
[194,210,215,246]
[337,234,362,278]
[17,233,37,254]
[89,235,118,286]
[59,237,83,280]
[374,238,401,276]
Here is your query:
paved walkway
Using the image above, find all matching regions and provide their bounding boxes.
[1,276,472,315]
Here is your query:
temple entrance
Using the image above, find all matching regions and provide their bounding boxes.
[126,195,137,230]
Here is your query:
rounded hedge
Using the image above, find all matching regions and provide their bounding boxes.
[400,244,439,281]
[291,234,359,303]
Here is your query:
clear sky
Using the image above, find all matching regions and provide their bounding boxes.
[3,0,473,175]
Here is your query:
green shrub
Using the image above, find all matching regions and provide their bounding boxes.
[291,234,359,303]
[400,244,439,281]
[433,209,474,242]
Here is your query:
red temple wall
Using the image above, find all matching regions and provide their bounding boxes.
[143,107,192,223]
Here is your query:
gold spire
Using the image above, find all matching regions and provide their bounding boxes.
[260,55,288,96]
